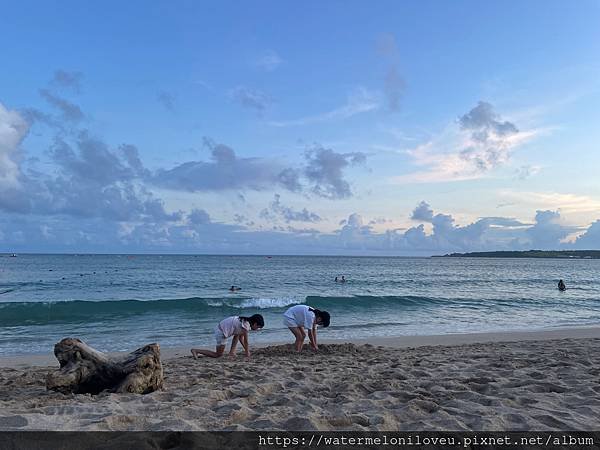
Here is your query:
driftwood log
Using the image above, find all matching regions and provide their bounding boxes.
[46,338,164,394]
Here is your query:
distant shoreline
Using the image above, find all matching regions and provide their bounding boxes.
[435,250,600,259]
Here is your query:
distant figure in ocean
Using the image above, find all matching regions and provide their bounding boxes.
[341,275,346,283]
[558,279,566,291]
[229,285,241,292]
[283,305,330,352]
[334,276,338,282]
[191,314,264,359]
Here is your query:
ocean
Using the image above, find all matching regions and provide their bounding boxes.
[1,254,599,356]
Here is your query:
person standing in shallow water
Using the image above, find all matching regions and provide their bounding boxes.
[283,304,330,352]
[558,279,566,291]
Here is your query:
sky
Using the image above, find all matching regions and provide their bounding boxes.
[1,0,600,255]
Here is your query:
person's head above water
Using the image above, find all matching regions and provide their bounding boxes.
[309,308,331,328]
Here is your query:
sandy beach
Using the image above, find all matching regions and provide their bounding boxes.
[1,328,600,431]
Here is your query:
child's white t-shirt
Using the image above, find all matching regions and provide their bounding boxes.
[284,305,315,328]
[219,316,250,337]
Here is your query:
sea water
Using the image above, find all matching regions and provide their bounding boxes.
[1,254,599,355]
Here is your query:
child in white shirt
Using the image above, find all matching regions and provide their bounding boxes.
[191,314,264,359]
[283,304,330,352]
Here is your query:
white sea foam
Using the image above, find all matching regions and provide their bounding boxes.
[237,297,304,309]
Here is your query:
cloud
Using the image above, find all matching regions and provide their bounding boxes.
[0,103,29,190]
[50,70,83,93]
[526,210,577,249]
[20,107,62,130]
[40,133,179,222]
[229,86,271,113]
[376,33,404,111]
[188,208,211,225]
[50,132,136,185]
[151,139,365,199]
[151,138,290,192]
[453,101,525,174]
[277,167,303,193]
[384,67,404,112]
[157,91,176,112]
[338,213,374,245]
[395,102,535,184]
[390,201,534,253]
[255,50,283,71]
[411,200,434,222]
[499,190,600,216]
[459,101,518,137]
[39,89,84,122]
[2,187,600,254]
[2,90,373,254]
[269,88,380,127]
[260,194,321,223]
[514,164,541,180]
[573,220,600,248]
[0,119,178,223]
[303,146,366,199]
[369,217,390,226]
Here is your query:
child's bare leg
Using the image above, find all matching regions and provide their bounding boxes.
[288,327,305,352]
[191,345,226,358]
[229,335,239,356]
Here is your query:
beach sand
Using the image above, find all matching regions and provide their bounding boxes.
[1,328,600,431]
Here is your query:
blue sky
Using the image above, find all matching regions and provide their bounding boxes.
[1,0,600,254]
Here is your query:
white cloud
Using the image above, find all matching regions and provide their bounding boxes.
[268,88,381,127]
[499,190,600,215]
[255,50,283,71]
[514,164,542,180]
[574,220,600,248]
[0,103,28,189]
[393,102,538,184]
[229,86,272,114]
[260,194,321,223]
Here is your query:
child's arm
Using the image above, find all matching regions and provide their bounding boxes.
[308,323,318,351]
[240,329,251,358]
[229,335,239,357]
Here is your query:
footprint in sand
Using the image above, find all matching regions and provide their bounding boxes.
[533,414,572,429]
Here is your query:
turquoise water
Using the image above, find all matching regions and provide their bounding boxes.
[1,254,599,355]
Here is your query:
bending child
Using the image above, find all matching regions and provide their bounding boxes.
[283,304,330,352]
[191,314,264,359]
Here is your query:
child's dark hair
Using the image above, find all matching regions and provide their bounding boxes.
[309,308,331,328]
[240,314,264,328]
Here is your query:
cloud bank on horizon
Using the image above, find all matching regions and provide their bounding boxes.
[1,2,599,255]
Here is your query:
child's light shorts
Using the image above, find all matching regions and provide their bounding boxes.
[283,317,299,328]
[214,328,227,346]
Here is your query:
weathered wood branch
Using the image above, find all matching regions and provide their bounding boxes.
[46,338,164,394]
